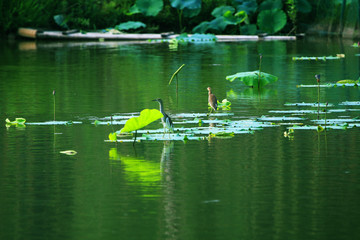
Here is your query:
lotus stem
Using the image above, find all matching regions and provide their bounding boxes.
[315,74,320,120]
[258,54,262,90]
[133,130,137,146]
[53,90,56,122]
[325,102,328,130]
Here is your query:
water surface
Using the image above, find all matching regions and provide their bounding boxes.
[1,37,360,240]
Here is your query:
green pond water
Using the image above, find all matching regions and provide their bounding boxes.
[1,37,360,240]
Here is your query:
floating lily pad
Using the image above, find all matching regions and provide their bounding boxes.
[292,56,344,61]
[60,150,77,155]
[339,101,360,106]
[26,121,82,125]
[257,116,306,121]
[284,102,334,107]
[297,83,358,88]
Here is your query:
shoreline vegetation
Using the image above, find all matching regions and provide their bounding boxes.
[1,0,360,39]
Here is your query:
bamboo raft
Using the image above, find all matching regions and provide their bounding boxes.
[18,27,297,41]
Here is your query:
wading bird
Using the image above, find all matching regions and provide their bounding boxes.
[207,87,218,113]
[153,98,174,134]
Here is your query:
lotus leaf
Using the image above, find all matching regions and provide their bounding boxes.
[258,0,282,11]
[130,0,163,16]
[170,0,201,10]
[257,9,287,34]
[226,70,278,88]
[234,0,258,15]
[211,6,235,18]
[115,21,146,31]
[120,109,163,133]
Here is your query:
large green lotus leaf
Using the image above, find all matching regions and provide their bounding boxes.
[211,6,235,18]
[115,21,146,31]
[120,109,163,133]
[135,0,163,16]
[192,21,210,33]
[233,0,258,15]
[226,71,278,88]
[208,17,229,31]
[170,0,201,10]
[257,9,287,34]
[258,0,282,11]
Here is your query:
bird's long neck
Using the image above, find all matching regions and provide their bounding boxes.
[208,89,212,95]
[158,102,165,114]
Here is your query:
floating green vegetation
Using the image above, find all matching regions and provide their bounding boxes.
[297,83,358,88]
[284,102,334,107]
[352,42,360,48]
[207,99,231,111]
[26,121,82,125]
[257,116,306,121]
[339,101,360,106]
[336,78,359,84]
[292,55,345,61]
[60,150,77,155]
[104,111,282,143]
[5,118,26,127]
[175,33,217,43]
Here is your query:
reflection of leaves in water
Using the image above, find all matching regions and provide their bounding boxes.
[226,88,277,99]
[109,148,161,196]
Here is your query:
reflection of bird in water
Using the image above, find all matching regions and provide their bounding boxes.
[153,98,174,134]
[207,87,218,113]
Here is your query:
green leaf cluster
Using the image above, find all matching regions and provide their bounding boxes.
[226,71,278,88]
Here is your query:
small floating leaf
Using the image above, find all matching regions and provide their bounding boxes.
[108,132,117,141]
[60,150,77,155]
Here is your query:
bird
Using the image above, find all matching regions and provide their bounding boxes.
[207,87,218,113]
[153,98,174,134]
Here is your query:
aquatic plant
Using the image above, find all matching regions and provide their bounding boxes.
[109,109,163,144]
[257,9,287,34]
[192,5,248,33]
[169,64,185,96]
[60,150,77,155]
[5,118,26,128]
[226,55,278,89]
[115,21,146,31]
[226,71,278,88]
[292,55,345,61]
[128,0,164,16]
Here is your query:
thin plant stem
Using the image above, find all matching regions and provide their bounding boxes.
[258,54,262,90]
[53,90,56,122]
[133,130,137,146]
[317,81,320,120]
